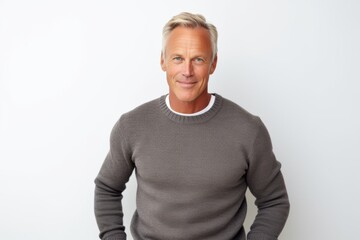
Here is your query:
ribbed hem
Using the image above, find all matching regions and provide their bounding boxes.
[159,93,223,124]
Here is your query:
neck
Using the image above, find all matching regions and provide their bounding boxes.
[168,92,211,114]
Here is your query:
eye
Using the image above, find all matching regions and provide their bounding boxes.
[172,56,183,63]
[194,57,205,63]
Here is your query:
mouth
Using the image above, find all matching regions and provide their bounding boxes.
[176,80,197,88]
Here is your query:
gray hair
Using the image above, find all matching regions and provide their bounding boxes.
[162,12,218,61]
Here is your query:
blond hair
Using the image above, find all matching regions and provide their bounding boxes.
[162,12,218,61]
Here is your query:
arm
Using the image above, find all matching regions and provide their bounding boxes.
[246,118,290,240]
[94,116,135,240]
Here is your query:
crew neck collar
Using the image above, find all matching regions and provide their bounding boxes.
[165,94,216,117]
[159,93,222,124]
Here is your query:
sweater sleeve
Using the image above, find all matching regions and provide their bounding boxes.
[94,116,135,240]
[246,118,290,240]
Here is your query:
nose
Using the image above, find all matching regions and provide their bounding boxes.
[182,60,194,77]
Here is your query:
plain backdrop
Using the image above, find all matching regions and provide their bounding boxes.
[1,0,359,239]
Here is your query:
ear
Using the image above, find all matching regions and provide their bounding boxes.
[209,54,218,74]
[160,52,166,71]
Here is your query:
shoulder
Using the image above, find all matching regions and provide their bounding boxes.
[112,96,162,132]
[216,94,273,150]
[215,94,273,144]
[217,94,262,128]
[121,97,160,120]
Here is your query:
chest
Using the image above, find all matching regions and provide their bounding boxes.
[132,124,249,191]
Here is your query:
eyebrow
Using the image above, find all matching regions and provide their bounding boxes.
[169,53,209,60]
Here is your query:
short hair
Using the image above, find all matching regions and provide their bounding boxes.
[162,12,218,61]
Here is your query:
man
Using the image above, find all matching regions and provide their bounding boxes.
[94,12,290,240]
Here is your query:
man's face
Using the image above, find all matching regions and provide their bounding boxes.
[161,26,217,103]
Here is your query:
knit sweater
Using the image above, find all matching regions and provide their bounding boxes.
[94,94,290,240]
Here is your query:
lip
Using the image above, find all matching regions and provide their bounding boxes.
[176,81,197,88]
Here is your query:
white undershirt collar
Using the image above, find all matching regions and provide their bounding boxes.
[165,94,216,116]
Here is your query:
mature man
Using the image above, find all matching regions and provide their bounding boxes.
[94,12,290,240]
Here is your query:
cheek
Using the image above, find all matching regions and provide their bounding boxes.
[167,66,181,79]
[166,71,177,87]
[166,70,175,80]
[197,68,211,80]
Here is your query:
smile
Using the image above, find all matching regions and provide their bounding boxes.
[176,81,197,88]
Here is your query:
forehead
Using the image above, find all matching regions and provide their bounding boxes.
[165,26,212,55]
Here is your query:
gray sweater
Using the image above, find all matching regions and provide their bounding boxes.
[94,94,290,240]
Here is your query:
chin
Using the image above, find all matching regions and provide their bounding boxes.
[174,92,198,103]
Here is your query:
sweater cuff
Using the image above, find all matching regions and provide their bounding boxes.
[247,232,277,240]
[104,237,126,240]
[103,232,126,240]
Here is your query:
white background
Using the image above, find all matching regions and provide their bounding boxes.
[1,0,359,239]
